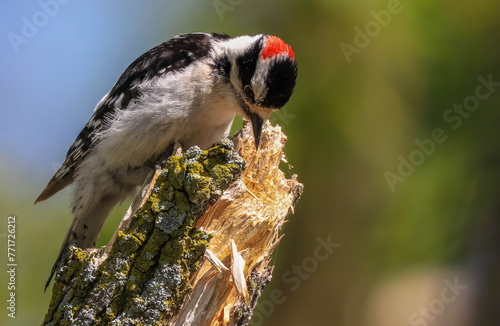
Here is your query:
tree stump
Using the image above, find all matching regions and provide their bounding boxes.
[43,121,303,326]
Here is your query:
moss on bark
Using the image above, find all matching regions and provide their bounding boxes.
[43,139,246,326]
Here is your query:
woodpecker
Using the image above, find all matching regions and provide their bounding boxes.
[36,33,297,285]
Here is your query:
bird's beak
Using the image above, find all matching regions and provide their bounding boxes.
[249,112,265,149]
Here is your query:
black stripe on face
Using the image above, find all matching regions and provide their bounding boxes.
[235,37,264,104]
[259,57,297,109]
[216,55,231,79]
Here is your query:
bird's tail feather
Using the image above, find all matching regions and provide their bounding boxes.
[35,169,74,204]
[45,217,76,291]
[45,195,121,291]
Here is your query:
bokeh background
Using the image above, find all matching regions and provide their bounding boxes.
[1,0,500,325]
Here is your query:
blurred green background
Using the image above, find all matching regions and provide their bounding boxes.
[1,0,500,325]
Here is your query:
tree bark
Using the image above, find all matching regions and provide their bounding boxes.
[43,121,303,326]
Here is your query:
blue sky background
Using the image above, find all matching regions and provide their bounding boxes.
[0,1,197,178]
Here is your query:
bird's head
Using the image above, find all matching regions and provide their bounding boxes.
[226,34,297,148]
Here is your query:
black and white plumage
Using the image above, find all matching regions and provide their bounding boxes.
[36,32,297,284]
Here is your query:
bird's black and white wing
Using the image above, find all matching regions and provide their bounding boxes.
[35,33,231,203]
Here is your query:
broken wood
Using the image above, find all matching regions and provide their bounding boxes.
[43,121,303,326]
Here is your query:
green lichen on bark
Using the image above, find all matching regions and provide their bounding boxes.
[43,139,246,326]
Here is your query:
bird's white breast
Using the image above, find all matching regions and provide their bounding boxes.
[94,59,242,170]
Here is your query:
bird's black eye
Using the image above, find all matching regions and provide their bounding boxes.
[243,85,255,102]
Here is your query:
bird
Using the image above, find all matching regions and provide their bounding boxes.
[35,32,297,288]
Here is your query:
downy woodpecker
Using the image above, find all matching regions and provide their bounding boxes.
[36,33,297,285]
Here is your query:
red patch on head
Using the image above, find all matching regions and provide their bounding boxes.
[261,35,295,60]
